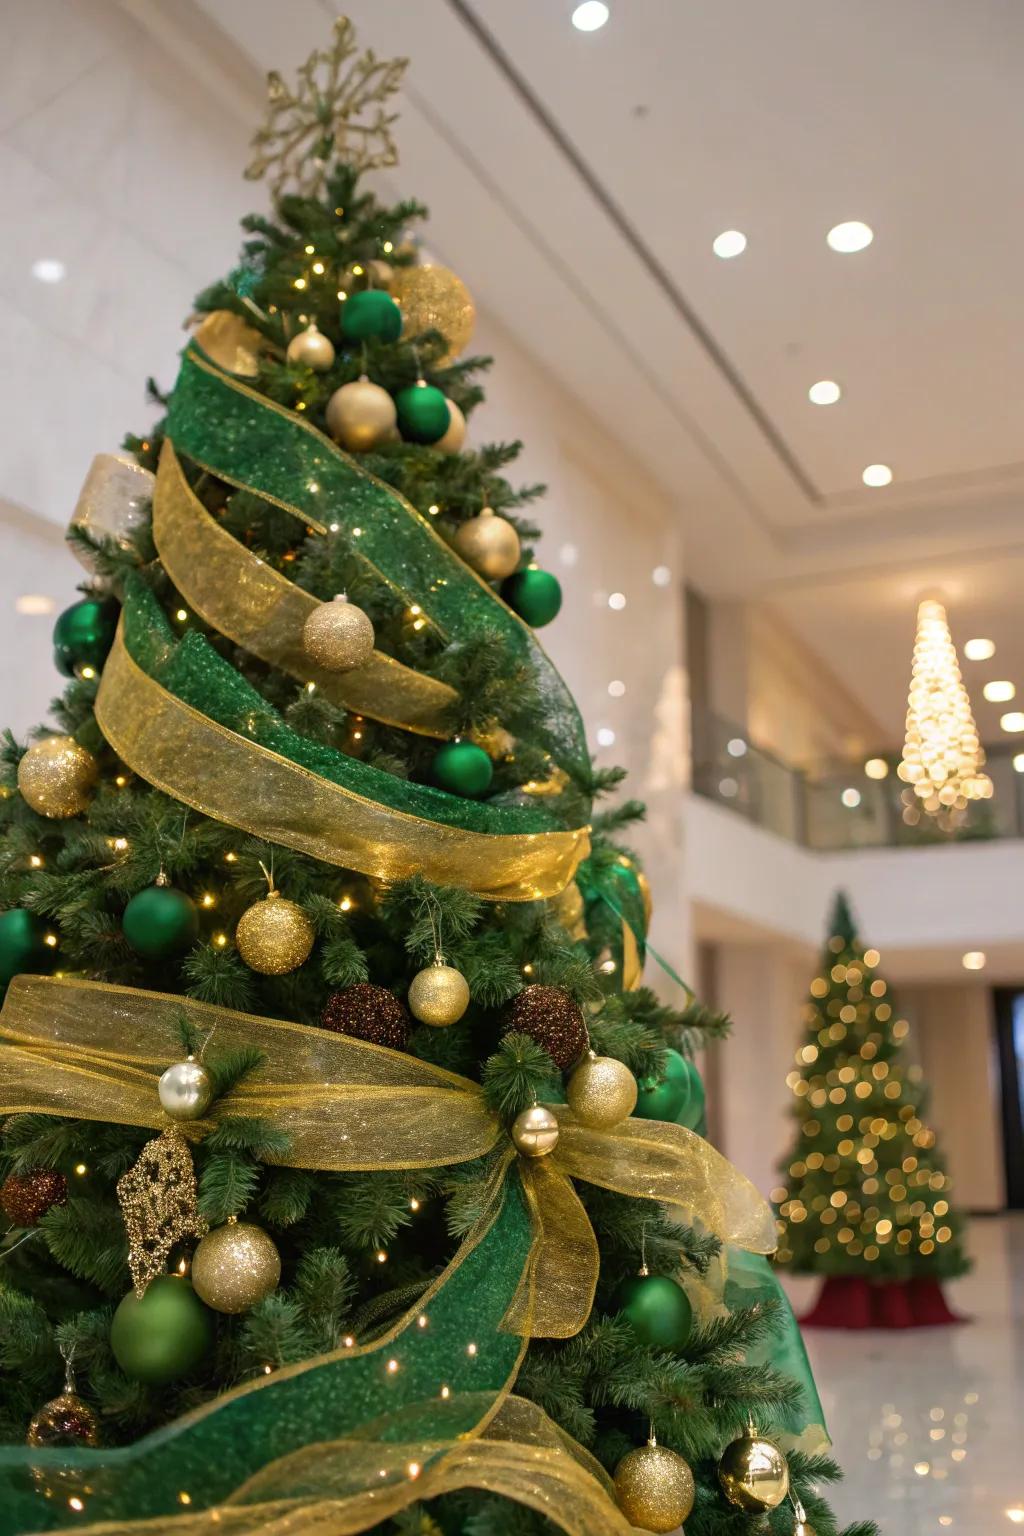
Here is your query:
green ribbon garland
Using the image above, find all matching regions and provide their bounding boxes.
[0,1177,533,1531]
[165,344,590,786]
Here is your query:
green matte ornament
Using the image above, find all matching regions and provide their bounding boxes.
[395,381,451,444]
[617,1270,694,1350]
[0,908,53,989]
[634,1048,691,1122]
[110,1275,212,1384]
[502,568,563,628]
[431,740,494,798]
[52,597,119,678]
[340,288,402,343]
[676,1058,706,1131]
[122,881,199,960]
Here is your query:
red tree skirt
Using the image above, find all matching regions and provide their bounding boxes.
[800,1275,966,1329]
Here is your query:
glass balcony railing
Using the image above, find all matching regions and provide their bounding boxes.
[691,712,1024,850]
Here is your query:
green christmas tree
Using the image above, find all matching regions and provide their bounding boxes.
[776,893,968,1308]
[0,21,874,1536]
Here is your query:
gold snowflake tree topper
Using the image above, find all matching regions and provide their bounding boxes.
[245,16,408,199]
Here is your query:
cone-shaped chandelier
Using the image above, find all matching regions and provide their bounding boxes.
[897,599,992,830]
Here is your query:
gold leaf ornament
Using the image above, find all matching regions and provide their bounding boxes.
[246,17,408,198]
[117,1129,207,1297]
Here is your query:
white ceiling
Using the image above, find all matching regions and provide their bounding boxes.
[173,0,1024,740]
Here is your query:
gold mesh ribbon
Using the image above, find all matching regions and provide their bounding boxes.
[0,977,776,1337]
[152,443,458,738]
[94,627,588,902]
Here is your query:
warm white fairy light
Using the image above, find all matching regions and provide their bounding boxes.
[897,599,992,829]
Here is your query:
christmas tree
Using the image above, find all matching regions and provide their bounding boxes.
[775,892,968,1328]
[0,21,873,1536]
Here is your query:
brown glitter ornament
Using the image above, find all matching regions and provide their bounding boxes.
[191,1217,281,1314]
[27,1391,99,1450]
[117,1129,207,1297]
[0,1168,67,1227]
[320,982,410,1050]
[614,1437,695,1532]
[17,736,98,819]
[502,985,587,1071]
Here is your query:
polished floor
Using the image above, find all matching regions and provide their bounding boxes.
[782,1215,1023,1534]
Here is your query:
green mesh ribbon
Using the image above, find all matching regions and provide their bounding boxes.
[578,859,694,998]
[165,344,590,785]
[0,1176,532,1530]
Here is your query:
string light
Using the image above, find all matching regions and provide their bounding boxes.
[897,599,991,828]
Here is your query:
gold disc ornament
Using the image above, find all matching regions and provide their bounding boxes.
[286,322,335,372]
[718,1426,790,1513]
[511,1103,559,1158]
[325,376,397,451]
[17,736,98,819]
[302,594,376,672]
[408,961,470,1026]
[567,1051,637,1130]
[191,1217,281,1313]
[390,263,475,363]
[235,886,315,975]
[614,1439,695,1533]
[453,507,521,581]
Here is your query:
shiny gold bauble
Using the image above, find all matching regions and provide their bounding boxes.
[434,399,466,455]
[235,891,315,975]
[302,595,376,672]
[191,1219,281,1313]
[453,507,521,581]
[286,322,335,372]
[325,377,397,452]
[717,1429,790,1512]
[408,962,470,1027]
[390,263,475,363]
[567,1051,637,1130]
[26,1391,100,1449]
[614,1442,695,1532]
[17,736,98,818]
[510,1103,559,1159]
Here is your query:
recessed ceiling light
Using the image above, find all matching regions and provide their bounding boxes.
[961,951,986,971]
[1013,753,1024,773]
[726,738,747,758]
[963,638,995,661]
[1000,711,1024,733]
[809,380,841,405]
[596,726,616,746]
[15,594,56,615]
[559,542,578,567]
[983,680,1015,703]
[864,757,889,779]
[608,679,625,697]
[712,230,747,259]
[862,463,893,487]
[827,221,874,253]
[841,787,862,808]
[31,258,66,284]
[651,565,671,586]
[571,1,609,30]
[608,591,626,610]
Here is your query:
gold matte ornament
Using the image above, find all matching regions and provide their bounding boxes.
[391,263,476,364]
[718,1427,790,1513]
[17,736,98,819]
[453,507,521,581]
[435,398,467,455]
[614,1440,695,1532]
[511,1103,560,1158]
[567,1052,637,1130]
[117,1129,208,1297]
[408,961,470,1027]
[286,323,335,372]
[236,888,315,975]
[191,1217,281,1313]
[325,376,397,451]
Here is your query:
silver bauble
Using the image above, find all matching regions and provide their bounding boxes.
[286,323,335,372]
[158,1058,213,1121]
[566,1052,637,1129]
[453,507,520,581]
[434,399,466,455]
[511,1103,559,1158]
[325,377,397,452]
[302,595,375,672]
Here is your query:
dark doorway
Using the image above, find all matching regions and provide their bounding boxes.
[992,988,1024,1208]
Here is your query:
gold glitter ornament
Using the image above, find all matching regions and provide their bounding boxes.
[453,507,521,581]
[191,1217,281,1313]
[286,322,335,372]
[566,1051,637,1130]
[718,1425,790,1513]
[27,1349,99,1451]
[325,376,397,452]
[390,263,475,363]
[408,960,470,1027]
[302,593,376,672]
[117,1129,207,1297]
[614,1438,695,1532]
[17,735,98,819]
[434,398,466,455]
[236,867,315,976]
[511,1103,559,1158]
